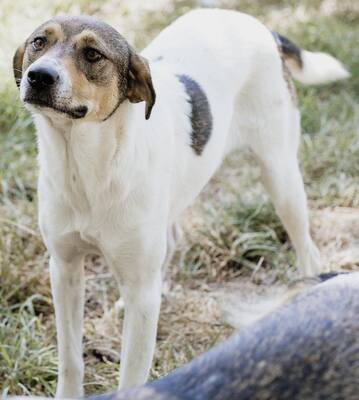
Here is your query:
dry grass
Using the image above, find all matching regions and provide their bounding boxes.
[0,0,358,396]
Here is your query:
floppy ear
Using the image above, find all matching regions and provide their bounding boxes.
[127,51,156,120]
[13,44,26,88]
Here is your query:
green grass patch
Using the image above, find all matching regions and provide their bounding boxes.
[183,200,294,282]
[0,301,57,396]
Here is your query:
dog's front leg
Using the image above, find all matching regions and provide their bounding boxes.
[119,273,162,389]
[110,238,165,390]
[49,255,85,398]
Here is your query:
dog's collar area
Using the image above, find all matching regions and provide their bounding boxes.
[102,97,122,122]
[24,96,88,119]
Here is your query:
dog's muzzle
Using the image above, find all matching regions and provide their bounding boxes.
[23,64,88,119]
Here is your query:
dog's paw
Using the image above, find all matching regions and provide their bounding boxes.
[298,241,325,277]
[115,297,125,313]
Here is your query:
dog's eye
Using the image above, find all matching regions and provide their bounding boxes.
[32,37,47,51]
[84,48,103,63]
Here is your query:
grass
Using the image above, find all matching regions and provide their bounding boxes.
[182,200,294,282]
[0,0,358,396]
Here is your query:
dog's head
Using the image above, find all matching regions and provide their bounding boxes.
[13,16,155,121]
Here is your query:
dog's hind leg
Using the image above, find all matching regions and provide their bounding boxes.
[163,223,182,271]
[115,224,180,312]
[254,107,320,276]
[49,255,85,398]
[162,223,183,295]
[257,151,322,276]
[243,91,322,276]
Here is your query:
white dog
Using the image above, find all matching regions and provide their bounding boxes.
[13,9,349,397]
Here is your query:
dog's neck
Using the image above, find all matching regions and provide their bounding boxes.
[34,100,151,209]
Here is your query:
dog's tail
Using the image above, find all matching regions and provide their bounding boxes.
[272,32,350,85]
[222,272,346,329]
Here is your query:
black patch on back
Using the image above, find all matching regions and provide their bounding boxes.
[272,31,303,68]
[177,74,212,156]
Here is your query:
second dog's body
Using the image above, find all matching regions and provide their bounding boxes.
[96,273,359,400]
[14,9,349,397]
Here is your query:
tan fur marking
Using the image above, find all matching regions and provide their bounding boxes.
[13,43,26,86]
[63,58,90,100]
[278,51,298,106]
[94,82,119,120]
[43,23,64,42]
[283,56,301,73]
[73,30,97,43]
[63,57,119,121]
[72,30,107,51]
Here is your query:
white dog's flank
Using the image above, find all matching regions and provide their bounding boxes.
[14,9,349,397]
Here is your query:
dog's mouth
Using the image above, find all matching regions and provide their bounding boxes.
[24,96,88,119]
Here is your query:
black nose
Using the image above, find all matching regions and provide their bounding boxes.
[27,66,59,90]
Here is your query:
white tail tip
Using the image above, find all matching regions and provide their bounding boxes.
[291,50,350,85]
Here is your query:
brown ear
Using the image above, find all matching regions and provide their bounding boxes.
[127,52,156,120]
[13,44,26,88]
